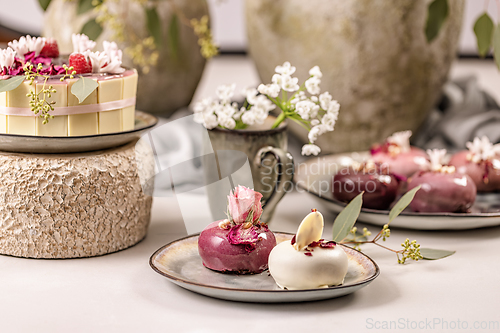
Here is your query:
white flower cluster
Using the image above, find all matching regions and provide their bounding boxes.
[193,84,275,130]
[8,35,46,57]
[194,61,341,157]
[0,47,16,69]
[72,34,125,74]
[466,136,500,163]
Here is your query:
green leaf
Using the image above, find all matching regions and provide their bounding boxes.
[420,248,455,260]
[0,76,25,93]
[145,7,163,49]
[168,13,180,59]
[70,77,98,104]
[474,13,494,57]
[38,0,52,11]
[332,192,363,242]
[425,0,449,43]
[493,24,500,70]
[80,19,103,41]
[77,0,98,15]
[388,185,421,224]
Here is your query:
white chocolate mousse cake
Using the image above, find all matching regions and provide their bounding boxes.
[268,209,348,289]
[0,34,137,136]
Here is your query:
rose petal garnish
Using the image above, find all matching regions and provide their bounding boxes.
[226,224,260,246]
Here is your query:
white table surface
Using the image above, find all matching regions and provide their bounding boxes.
[1,57,500,333]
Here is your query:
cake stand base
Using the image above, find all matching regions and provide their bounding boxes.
[0,139,154,258]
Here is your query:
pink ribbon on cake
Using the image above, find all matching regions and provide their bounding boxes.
[0,97,136,116]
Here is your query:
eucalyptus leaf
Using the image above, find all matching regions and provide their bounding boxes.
[425,0,449,42]
[420,248,455,260]
[493,24,500,70]
[388,185,421,224]
[146,7,163,49]
[71,77,98,104]
[80,19,103,41]
[168,13,180,59]
[38,0,52,11]
[332,192,363,242]
[0,76,25,93]
[474,13,494,57]
[77,0,95,15]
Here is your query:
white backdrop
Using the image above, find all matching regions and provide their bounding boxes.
[0,0,497,55]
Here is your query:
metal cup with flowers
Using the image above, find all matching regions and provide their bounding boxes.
[194,62,341,222]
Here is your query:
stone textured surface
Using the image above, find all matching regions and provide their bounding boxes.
[246,0,464,153]
[43,0,208,117]
[0,140,154,258]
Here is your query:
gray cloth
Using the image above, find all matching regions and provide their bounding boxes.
[412,76,500,151]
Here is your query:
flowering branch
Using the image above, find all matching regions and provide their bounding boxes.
[193,61,341,156]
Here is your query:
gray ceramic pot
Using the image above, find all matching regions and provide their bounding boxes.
[246,0,464,153]
[203,117,294,223]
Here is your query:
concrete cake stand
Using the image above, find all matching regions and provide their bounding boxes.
[0,113,157,258]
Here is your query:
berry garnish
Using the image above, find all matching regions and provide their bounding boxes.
[40,38,59,58]
[69,53,91,74]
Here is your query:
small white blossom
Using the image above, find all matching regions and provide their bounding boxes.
[290,91,307,104]
[387,130,412,153]
[295,100,319,120]
[319,92,332,110]
[241,110,257,125]
[243,87,258,105]
[309,65,322,78]
[308,124,327,143]
[8,35,46,57]
[281,74,300,92]
[311,96,318,102]
[321,112,337,131]
[466,136,498,162]
[101,41,125,73]
[311,119,320,126]
[83,50,108,73]
[272,73,282,86]
[275,61,296,75]
[216,83,236,103]
[0,47,16,69]
[218,115,236,129]
[302,144,321,156]
[72,33,96,53]
[327,99,340,115]
[427,149,447,171]
[258,83,280,98]
[305,76,321,95]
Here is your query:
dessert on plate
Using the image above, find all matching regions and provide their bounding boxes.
[0,34,137,136]
[268,209,348,289]
[449,136,500,192]
[198,186,276,274]
[408,149,477,213]
[371,130,428,178]
[332,161,400,210]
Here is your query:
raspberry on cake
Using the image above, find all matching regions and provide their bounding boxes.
[0,33,138,136]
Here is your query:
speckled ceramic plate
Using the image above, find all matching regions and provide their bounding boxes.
[0,110,157,153]
[150,233,379,303]
[295,152,500,230]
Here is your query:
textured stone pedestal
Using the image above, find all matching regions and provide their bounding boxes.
[0,140,154,258]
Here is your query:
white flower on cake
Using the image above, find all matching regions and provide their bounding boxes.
[386,130,412,153]
[8,35,46,57]
[268,209,348,289]
[193,61,341,156]
[83,50,108,73]
[0,47,16,69]
[465,136,500,163]
[72,33,96,53]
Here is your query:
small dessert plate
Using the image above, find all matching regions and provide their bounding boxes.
[149,233,379,303]
[0,110,157,153]
[295,152,500,230]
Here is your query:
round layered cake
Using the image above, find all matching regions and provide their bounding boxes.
[0,34,137,136]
